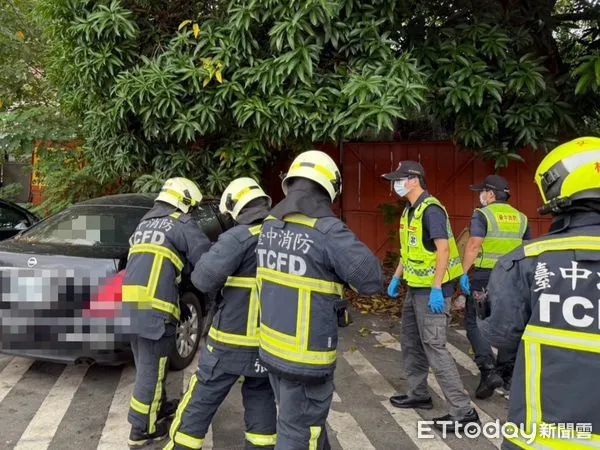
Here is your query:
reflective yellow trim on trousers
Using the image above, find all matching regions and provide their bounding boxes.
[245,432,277,447]
[148,356,168,434]
[257,267,343,296]
[130,396,150,415]
[524,236,600,257]
[165,374,204,450]
[122,285,180,320]
[309,426,322,450]
[128,244,184,272]
[260,325,336,365]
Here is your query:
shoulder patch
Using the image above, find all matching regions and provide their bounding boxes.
[227,225,257,243]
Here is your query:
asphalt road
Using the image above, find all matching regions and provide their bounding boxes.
[0,307,511,450]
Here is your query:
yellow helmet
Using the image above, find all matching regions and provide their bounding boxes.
[282,150,342,202]
[219,177,271,221]
[535,136,600,214]
[155,177,203,214]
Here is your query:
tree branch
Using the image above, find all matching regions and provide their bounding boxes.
[552,10,600,22]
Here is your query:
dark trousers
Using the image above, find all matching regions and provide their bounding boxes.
[128,324,176,434]
[465,290,517,379]
[165,345,277,450]
[269,374,333,450]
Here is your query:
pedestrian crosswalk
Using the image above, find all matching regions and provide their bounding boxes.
[0,319,511,450]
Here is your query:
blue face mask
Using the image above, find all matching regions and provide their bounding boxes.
[394,179,411,197]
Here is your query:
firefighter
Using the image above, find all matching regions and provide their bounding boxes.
[479,136,600,449]
[123,178,212,448]
[164,177,277,450]
[256,150,384,449]
[383,161,479,431]
[460,174,531,399]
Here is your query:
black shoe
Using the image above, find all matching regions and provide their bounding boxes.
[390,395,433,410]
[127,421,169,448]
[433,409,480,432]
[158,398,179,422]
[475,370,503,399]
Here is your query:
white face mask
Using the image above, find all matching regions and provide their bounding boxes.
[479,192,488,206]
[394,179,411,197]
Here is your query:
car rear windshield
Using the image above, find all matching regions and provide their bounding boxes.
[15,205,149,247]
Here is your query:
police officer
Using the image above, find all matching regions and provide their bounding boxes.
[257,150,384,449]
[164,177,277,450]
[479,136,600,449]
[123,178,212,448]
[383,161,479,431]
[460,174,531,399]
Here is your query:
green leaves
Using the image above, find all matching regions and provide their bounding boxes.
[573,54,600,95]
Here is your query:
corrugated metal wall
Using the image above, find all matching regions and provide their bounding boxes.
[264,141,554,260]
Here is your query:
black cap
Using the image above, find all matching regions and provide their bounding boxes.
[470,174,510,194]
[382,161,426,181]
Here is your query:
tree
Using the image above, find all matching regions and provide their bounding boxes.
[0,0,79,157]
[38,0,599,201]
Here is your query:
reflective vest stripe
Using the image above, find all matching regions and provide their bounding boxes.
[122,285,180,320]
[475,205,526,269]
[128,244,184,272]
[248,224,262,236]
[245,432,277,447]
[507,431,600,449]
[523,340,542,433]
[524,237,600,257]
[257,267,343,296]
[299,289,310,350]
[260,324,336,365]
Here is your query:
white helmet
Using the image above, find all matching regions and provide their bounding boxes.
[282,150,342,202]
[155,177,203,214]
[219,177,271,221]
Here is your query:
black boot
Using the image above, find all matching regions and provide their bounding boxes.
[433,408,480,432]
[389,394,433,410]
[475,368,503,399]
[128,420,169,448]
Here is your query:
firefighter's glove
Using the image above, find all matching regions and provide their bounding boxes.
[459,274,471,295]
[387,276,401,299]
[428,288,445,314]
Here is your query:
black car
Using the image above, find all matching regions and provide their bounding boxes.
[0,199,41,241]
[0,193,233,370]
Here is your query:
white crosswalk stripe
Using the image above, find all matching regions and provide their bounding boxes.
[15,365,89,450]
[0,357,34,403]
[0,327,511,450]
[372,331,502,448]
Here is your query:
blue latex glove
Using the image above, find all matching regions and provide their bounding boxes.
[387,276,401,298]
[460,274,471,295]
[429,287,445,314]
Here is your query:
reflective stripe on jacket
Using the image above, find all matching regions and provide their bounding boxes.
[474,203,528,269]
[256,212,383,381]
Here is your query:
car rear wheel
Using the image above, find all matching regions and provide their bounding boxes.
[170,292,203,371]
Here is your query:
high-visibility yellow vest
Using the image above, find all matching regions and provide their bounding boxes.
[399,196,463,287]
[207,224,262,349]
[474,203,528,269]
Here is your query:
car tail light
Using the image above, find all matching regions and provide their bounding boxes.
[83,270,125,319]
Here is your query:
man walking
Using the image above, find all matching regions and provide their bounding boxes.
[384,161,479,431]
[460,174,531,399]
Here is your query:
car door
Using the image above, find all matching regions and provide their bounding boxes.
[0,202,34,241]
